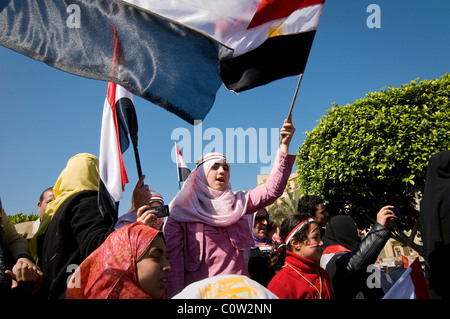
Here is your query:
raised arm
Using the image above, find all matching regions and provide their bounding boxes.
[246,119,296,214]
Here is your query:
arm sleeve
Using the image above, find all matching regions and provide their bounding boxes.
[246,149,296,214]
[70,195,116,259]
[163,217,186,298]
[345,223,391,274]
[2,208,33,261]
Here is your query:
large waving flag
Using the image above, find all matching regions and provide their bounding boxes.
[383,258,430,299]
[219,0,325,92]
[0,0,325,123]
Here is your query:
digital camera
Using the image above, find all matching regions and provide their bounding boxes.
[148,205,170,218]
[392,206,403,216]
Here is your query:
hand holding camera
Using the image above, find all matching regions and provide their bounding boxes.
[377,205,400,227]
[136,204,169,229]
[149,204,170,218]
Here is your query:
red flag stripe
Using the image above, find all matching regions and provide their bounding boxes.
[410,258,430,299]
[176,144,183,157]
[248,0,325,30]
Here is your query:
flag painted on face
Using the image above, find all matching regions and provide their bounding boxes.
[0,0,325,122]
[174,142,191,183]
[383,258,430,299]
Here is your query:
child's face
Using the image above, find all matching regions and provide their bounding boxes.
[297,224,323,262]
[136,235,171,298]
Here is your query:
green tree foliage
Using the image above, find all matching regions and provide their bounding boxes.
[8,213,40,225]
[296,74,450,254]
[268,184,301,227]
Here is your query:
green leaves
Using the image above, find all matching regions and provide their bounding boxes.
[8,213,40,225]
[296,74,450,230]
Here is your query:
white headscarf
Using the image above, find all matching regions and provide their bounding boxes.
[169,153,248,227]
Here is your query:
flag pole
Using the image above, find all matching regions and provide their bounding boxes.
[133,144,143,178]
[175,142,182,190]
[280,73,303,145]
[286,73,303,123]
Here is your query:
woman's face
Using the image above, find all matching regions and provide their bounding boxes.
[206,162,230,191]
[254,217,268,239]
[136,235,171,298]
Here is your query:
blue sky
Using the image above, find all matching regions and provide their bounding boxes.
[1,0,449,217]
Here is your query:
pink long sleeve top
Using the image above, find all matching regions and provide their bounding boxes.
[163,149,296,298]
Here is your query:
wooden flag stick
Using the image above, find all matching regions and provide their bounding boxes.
[286,73,303,123]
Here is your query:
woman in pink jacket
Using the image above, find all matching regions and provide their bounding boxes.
[163,119,296,298]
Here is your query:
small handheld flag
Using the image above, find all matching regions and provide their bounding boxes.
[174,142,191,189]
[98,24,141,215]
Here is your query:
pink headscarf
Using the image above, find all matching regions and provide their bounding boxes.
[169,153,249,227]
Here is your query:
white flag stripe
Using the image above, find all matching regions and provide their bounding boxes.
[99,97,124,202]
[383,258,429,299]
[124,1,324,56]
[175,142,191,182]
[116,84,134,102]
[123,0,260,45]
[384,266,415,299]
[175,143,189,170]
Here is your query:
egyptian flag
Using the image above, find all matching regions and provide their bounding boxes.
[0,0,325,122]
[383,258,430,299]
[99,82,133,204]
[174,142,191,183]
[219,0,325,92]
[98,24,139,212]
[123,0,325,93]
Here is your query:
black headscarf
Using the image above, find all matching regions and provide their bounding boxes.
[323,215,361,252]
[419,151,450,298]
[420,150,450,260]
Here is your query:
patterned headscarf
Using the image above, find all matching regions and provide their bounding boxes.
[65,222,161,299]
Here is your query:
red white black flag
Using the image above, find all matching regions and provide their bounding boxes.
[0,0,325,122]
[174,142,191,184]
[99,82,133,203]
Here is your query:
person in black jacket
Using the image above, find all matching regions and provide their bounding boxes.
[420,150,450,299]
[320,206,396,299]
[28,153,118,298]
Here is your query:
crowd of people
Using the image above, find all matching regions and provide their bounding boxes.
[1,119,448,299]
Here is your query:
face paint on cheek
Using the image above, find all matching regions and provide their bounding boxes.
[308,225,321,248]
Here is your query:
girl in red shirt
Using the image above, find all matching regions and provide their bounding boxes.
[267,214,332,299]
